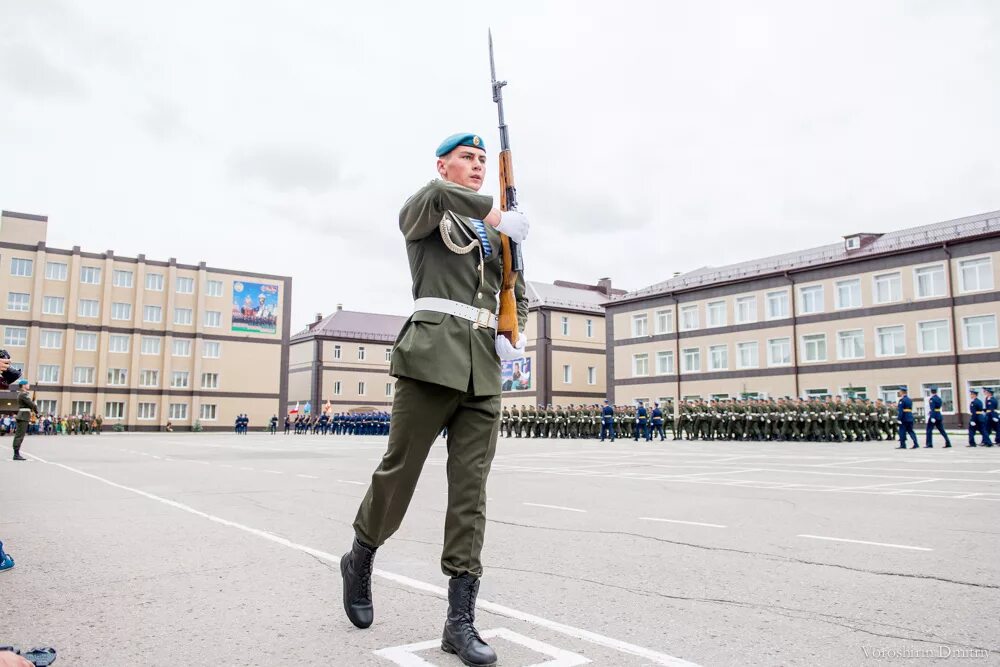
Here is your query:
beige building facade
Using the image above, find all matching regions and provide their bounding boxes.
[606,211,1000,426]
[0,210,291,430]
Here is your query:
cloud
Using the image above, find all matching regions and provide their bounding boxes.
[226,146,346,195]
[0,41,87,99]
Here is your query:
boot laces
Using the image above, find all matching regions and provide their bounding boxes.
[355,547,375,600]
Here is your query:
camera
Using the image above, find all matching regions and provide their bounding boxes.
[0,349,22,387]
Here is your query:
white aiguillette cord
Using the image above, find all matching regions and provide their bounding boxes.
[439,214,485,285]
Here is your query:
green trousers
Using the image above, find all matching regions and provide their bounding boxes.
[12,419,27,450]
[353,376,500,578]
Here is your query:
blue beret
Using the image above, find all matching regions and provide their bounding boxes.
[16,379,28,385]
[436,133,485,157]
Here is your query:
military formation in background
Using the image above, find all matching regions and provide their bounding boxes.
[284,412,391,436]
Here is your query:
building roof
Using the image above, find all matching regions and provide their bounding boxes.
[527,281,620,314]
[292,308,407,343]
[612,209,1000,305]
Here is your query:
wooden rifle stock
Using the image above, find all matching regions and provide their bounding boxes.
[497,149,518,346]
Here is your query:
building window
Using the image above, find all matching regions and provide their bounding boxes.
[201,372,219,389]
[203,341,221,358]
[837,330,865,360]
[3,327,27,347]
[200,404,217,421]
[176,277,195,294]
[105,402,126,419]
[632,313,648,337]
[45,261,67,281]
[801,333,827,362]
[587,366,597,385]
[877,385,907,403]
[204,311,221,328]
[172,339,191,357]
[141,336,161,355]
[875,325,906,357]
[706,301,726,328]
[7,292,30,312]
[333,345,342,359]
[586,319,594,338]
[632,353,649,377]
[562,365,572,383]
[963,315,998,350]
[145,273,164,291]
[143,305,162,323]
[10,258,33,277]
[42,296,65,315]
[107,368,127,386]
[111,302,132,321]
[917,320,950,353]
[798,285,824,314]
[112,270,133,288]
[78,299,99,318]
[358,381,366,395]
[656,350,674,375]
[736,342,759,369]
[168,403,188,420]
[652,310,671,334]
[357,346,366,361]
[170,371,190,388]
[914,265,946,298]
[560,316,569,336]
[333,381,342,395]
[835,279,861,309]
[174,308,193,325]
[37,399,57,415]
[38,364,60,384]
[709,345,728,370]
[873,272,902,304]
[72,366,95,384]
[79,266,101,284]
[137,402,157,420]
[75,332,97,351]
[206,280,224,297]
[385,347,392,362]
[139,370,159,387]
[921,383,954,413]
[805,388,829,400]
[39,329,63,349]
[71,401,93,416]
[959,257,993,293]
[735,297,756,324]
[385,382,393,397]
[682,348,700,373]
[766,290,789,319]
[679,306,698,331]
[108,334,130,353]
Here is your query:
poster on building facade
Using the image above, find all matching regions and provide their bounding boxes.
[501,357,531,392]
[231,281,279,334]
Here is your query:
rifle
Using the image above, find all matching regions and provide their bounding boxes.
[489,30,523,346]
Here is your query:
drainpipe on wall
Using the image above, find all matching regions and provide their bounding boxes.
[785,272,800,398]
[672,295,681,406]
[942,243,964,428]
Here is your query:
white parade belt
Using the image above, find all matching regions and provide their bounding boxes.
[413,297,498,330]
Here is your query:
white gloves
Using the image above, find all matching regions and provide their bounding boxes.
[496,210,530,244]
[495,332,527,361]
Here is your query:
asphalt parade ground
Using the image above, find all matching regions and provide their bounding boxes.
[2,433,998,666]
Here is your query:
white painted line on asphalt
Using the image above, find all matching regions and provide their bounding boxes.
[954,493,982,499]
[150,455,162,460]
[337,479,366,486]
[220,464,234,468]
[239,466,255,471]
[261,470,284,475]
[295,474,320,479]
[523,502,587,513]
[23,452,694,667]
[375,627,591,666]
[798,534,933,552]
[639,517,726,528]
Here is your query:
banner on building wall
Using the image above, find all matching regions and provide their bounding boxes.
[501,357,531,392]
[232,281,279,334]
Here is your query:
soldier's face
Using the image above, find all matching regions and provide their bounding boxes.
[437,147,487,191]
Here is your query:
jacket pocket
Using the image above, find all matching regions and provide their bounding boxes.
[411,310,447,324]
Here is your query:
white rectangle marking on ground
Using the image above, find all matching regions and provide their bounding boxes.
[798,534,932,551]
[23,452,695,666]
[337,479,366,486]
[374,627,591,666]
[295,474,319,479]
[639,517,726,528]
[523,502,587,513]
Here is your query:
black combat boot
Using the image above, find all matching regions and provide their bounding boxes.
[340,538,376,628]
[12,445,25,461]
[441,574,496,667]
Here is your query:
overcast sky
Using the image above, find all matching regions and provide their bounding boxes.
[2,1,998,331]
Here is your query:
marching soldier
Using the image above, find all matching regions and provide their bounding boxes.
[968,389,988,447]
[650,402,664,442]
[984,388,998,446]
[340,132,529,667]
[897,387,918,449]
[924,387,951,448]
[599,399,615,442]
[11,379,37,461]
[634,401,649,442]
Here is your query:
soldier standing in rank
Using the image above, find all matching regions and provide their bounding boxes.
[896,387,919,450]
[511,404,522,438]
[968,389,988,447]
[984,388,998,446]
[924,387,951,448]
[340,133,529,667]
[501,406,510,438]
[11,379,38,461]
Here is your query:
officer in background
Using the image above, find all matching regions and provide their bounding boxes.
[896,387,918,450]
[11,379,37,461]
[634,401,648,442]
[599,399,615,442]
[984,388,998,446]
[924,387,951,448]
[968,389,988,447]
[650,402,664,442]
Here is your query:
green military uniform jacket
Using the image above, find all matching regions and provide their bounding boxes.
[16,391,38,422]
[391,179,529,396]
